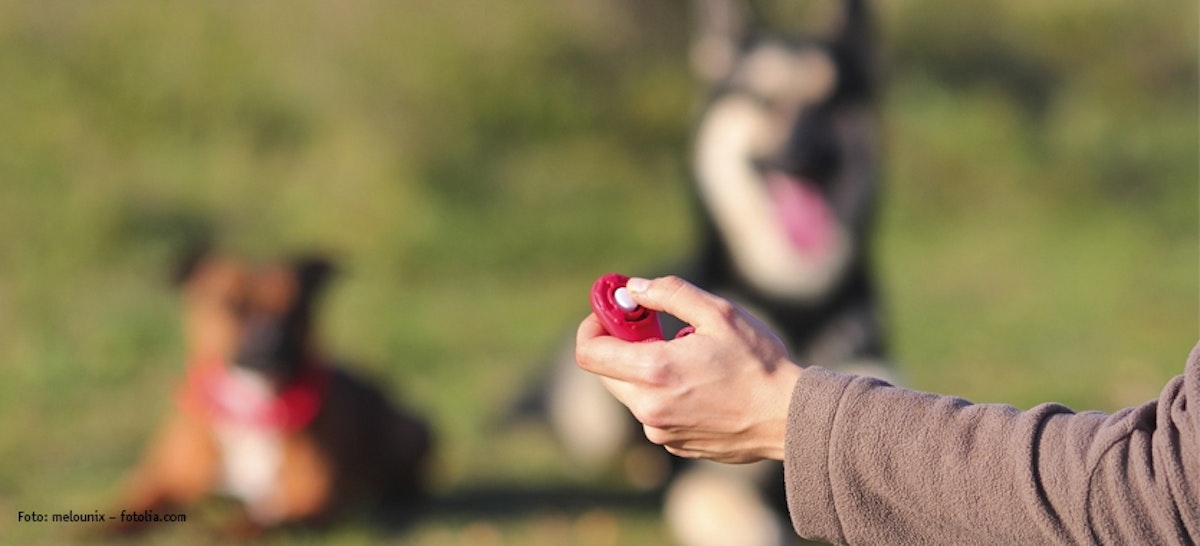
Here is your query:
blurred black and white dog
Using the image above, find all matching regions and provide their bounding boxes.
[684,0,886,369]
[518,2,892,545]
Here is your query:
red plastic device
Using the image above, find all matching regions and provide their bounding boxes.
[590,273,665,342]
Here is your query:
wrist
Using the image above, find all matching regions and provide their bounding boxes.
[760,361,804,461]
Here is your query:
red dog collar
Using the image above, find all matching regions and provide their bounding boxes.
[177,358,332,431]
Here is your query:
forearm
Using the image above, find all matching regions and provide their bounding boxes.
[783,362,1199,545]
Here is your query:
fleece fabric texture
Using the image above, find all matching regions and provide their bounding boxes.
[784,341,1200,545]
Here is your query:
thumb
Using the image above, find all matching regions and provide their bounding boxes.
[626,276,731,330]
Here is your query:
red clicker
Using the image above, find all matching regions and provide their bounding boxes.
[590,273,695,342]
[591,273,663,342]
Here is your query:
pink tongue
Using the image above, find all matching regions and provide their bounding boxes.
[767,172,835,254]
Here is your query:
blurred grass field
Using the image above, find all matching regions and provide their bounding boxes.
[0,1,1195,544]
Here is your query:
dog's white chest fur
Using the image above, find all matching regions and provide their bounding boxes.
[212,369,284,523]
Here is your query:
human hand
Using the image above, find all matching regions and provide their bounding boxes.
[575,276,803,463]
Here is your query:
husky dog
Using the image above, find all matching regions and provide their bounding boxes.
[524,2,891,545]
[685,0,885,370]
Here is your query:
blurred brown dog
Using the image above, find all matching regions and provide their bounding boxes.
[112,250,432,535]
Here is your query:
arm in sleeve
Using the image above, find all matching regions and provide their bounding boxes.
[783,342,1200,545]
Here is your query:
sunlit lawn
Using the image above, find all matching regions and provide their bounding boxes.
[0,2,1195,544]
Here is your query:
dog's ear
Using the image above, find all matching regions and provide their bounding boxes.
[171,240,213,287]
[832,0,875,99]
[292,255,338,297]
[690,0,753,83]
[834,0,870,46]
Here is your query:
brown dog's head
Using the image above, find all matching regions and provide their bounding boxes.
[174,250,335,385]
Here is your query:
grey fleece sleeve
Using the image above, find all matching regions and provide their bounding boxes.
[783,342,1200,545]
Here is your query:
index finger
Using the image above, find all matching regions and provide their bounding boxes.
[626,276,736,330]
[575,313,655,384]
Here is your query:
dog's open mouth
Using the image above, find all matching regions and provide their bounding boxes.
[765,170,835,256]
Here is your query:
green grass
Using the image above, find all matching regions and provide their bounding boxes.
[0,1,1196,544]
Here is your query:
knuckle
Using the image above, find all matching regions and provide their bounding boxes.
[636,400,671,430]
[573,344,594,371]
[643,424,671,446]
[709,299,739,322]
[643,357,674,388]
[657,275,688,300]
[658,275,685,288]
[666,445,700,459]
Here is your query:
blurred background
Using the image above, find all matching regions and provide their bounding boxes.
[0,1,1195,544]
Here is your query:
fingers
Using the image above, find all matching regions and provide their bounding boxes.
[625,276,737,330]
[644,425,735,462]
[576,313,607,342]
[576,314,660,384]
